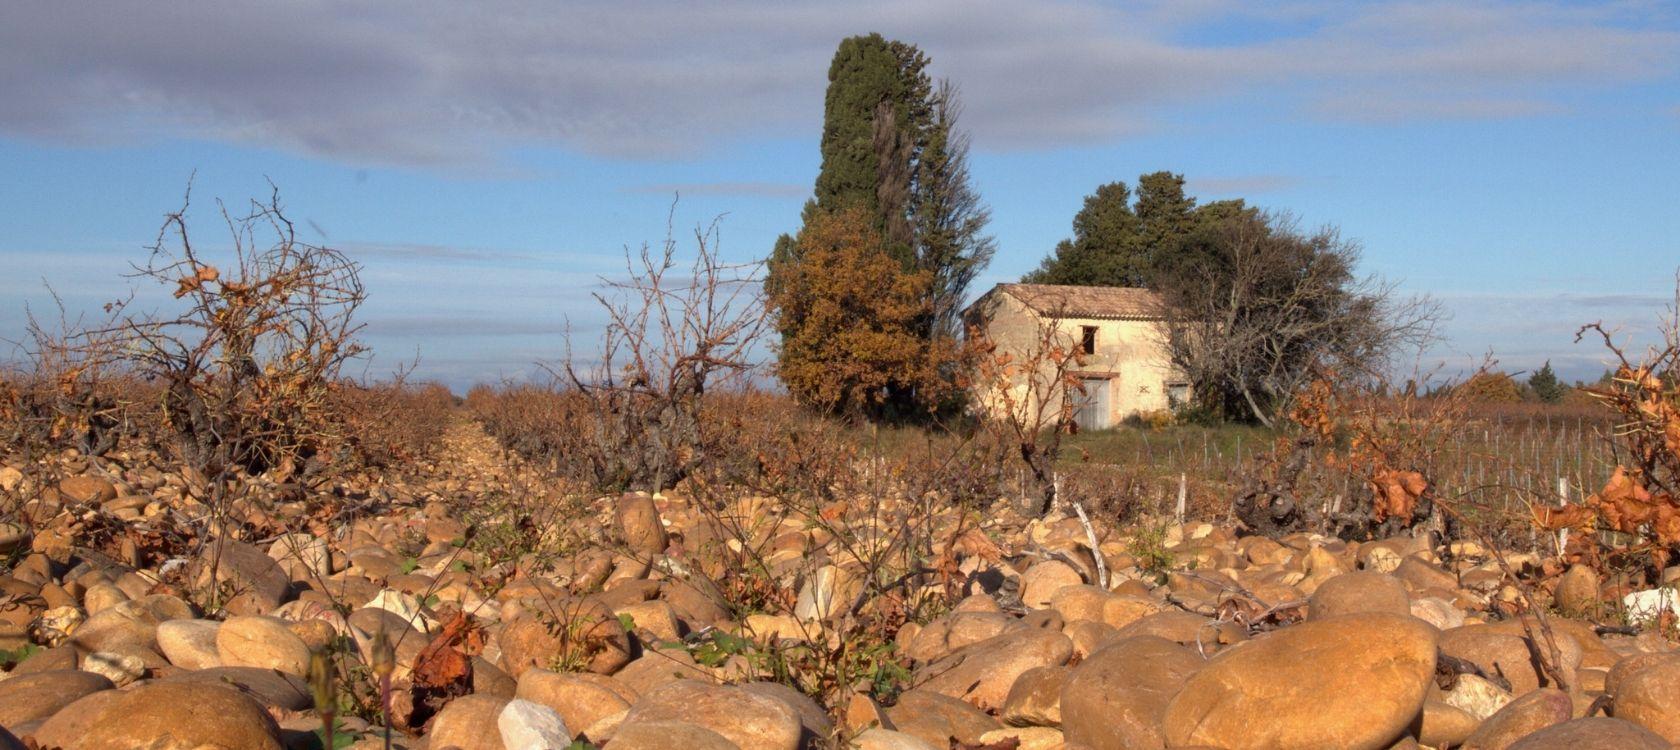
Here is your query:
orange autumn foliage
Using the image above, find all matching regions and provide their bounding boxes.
[1455,371,1524,404]
[1283,373,1436,525]
[1590,467,1680,543]
[173,264,220,298]
[768,206,959,416]
[1369,468,1429,523]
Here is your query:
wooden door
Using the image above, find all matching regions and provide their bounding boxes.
[1074,377,1112,431]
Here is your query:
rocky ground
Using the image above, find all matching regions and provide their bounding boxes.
[1,418,1678,750]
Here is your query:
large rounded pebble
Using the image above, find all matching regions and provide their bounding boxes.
[428,694,511,750]
[611,720,738,750]
[619,679,802,750]
[1611,654,1680,741]
[217,615,312,675]
[1163,612,1437,750]
[156,618,223,670]
[66,680,283,750]
[0,670,114,727]
[1507,717,1669,750]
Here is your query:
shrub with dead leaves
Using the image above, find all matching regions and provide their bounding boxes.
[1536,297,1680,574]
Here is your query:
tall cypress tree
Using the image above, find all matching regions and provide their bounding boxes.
[809,33,931,266]
[773,34,929,302]
[769,34,991,419]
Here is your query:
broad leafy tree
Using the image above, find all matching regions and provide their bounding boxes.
[768,207,951,417]
[1153,210,1439,425]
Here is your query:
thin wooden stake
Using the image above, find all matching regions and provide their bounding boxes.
[1072,499,1108,590]
[1175,473,1187,524]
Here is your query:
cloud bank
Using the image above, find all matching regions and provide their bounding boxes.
[2,1,1674,167]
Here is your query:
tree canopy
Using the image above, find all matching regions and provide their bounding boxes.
[1153,209,1438,425]
[1026,174,1436,425]
[1025,172,1242,288]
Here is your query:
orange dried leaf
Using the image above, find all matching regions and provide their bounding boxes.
[1532,503,1595,531]
[1588,466,1655,534]
[1368,468,1426,522]
[411,612,482,689]
[949,528,1005,564]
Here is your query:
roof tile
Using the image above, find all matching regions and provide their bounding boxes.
[992,283,1167,319]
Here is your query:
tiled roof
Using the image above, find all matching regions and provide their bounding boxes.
[988,283,1168,320]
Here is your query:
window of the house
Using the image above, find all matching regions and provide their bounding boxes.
[1079,325,1097,355]
[1167,382,1191,409]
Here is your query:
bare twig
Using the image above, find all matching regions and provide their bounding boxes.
[1070,500,1107,590]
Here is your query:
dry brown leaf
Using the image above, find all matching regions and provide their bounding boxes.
[1368,468,1426,522]
[411,611,482,690]
[949,528,1004,564]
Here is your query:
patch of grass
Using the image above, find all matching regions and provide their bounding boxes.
[1062,423,1275,475]
[1127,520,1177,581]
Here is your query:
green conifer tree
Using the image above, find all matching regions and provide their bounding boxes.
[1528,360,1567,403]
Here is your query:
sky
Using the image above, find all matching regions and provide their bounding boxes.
[2,0,1677,391]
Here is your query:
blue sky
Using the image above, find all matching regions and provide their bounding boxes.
[3,1,1677,390]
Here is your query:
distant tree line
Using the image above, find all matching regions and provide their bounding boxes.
[1450,363,1595,405]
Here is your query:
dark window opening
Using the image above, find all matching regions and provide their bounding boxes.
[1167,382,1191,408]
[1080,325,1097,355]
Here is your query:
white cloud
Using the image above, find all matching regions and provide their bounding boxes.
[363,315,569,338]
[1420,286,1675,381]
[337,242,538,264]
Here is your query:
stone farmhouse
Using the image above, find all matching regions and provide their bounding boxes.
[964,283,1189,430]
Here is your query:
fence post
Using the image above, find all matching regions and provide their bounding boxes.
[1175,473,1187,524]
[1555,476,1570,559]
